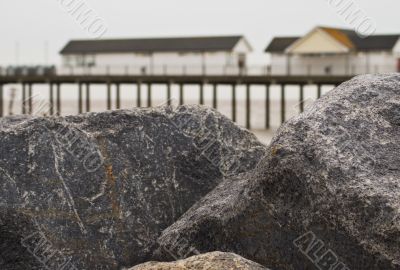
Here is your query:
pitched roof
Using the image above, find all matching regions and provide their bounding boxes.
[265,27,400,53]
[350,35,400,51]
[264,37,299,52]
[60,36,246,54]
[321,27,400,51]
[320,27,355,49]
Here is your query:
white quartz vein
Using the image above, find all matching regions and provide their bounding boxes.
[51,143,87,235]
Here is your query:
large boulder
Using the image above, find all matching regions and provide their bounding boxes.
[155,74,400,270]
[0,105,266,269]
[129,251,268,270]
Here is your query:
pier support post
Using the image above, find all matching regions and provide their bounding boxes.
[167,82,172,105]
[299,84,304,113]
[232,84,237,122]
[78,83,83,114]
[265,84,270,129]
[85,83,90,113]
[281,84,285,124]
[0,84,3,117]
[107,82,111,110]
[22,83,26,114]
[147,83,152,107]
[317,84,322,99]
[56,83,61,115]
[212,84,217,109]
[199,84,204,105]
[116,83,121,109]
[137,82,142,107]
[179,84,184,105]
[245,84,251,130]
[49,83,54,115]
[28,84,32,115]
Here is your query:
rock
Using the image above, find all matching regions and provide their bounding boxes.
[0,105,266,270]
[129,251,268,270]
[155,74,400,270]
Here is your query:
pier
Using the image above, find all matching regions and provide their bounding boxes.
[0,73,352,129]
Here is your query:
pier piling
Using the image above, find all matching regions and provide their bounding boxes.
[56,84,61,115]
[299,84,304,113]
[116,83,121,109]
[85,83,90,113]
[49,83,54,115]
[28,84,32,114]
[167,82,172,105]
[245,84,251,129]
[265,84,270,129]
[317,84,322,99]
[137,83,142,107]
[0,84,3,117]
[107,82,111,110]
[281,84,285,124]
[199,84,204,105]
[78,83,83,113]
[232,84,237,122]
[22,84,26,114]
[212,84,217,109]
[179,84,184,105]
[147,83,152,107]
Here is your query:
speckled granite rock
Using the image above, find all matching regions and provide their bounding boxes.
[0,105,266,270]
[155,74,400,270]
[129,251,268,270]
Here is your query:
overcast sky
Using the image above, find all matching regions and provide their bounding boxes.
[0,0,399,65]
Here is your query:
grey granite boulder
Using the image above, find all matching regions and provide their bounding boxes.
[155,74,400,270]
[129,251,268,270]
[0,105,266,269]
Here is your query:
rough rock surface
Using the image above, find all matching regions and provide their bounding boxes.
[130,251,268,270]
[155,74,400,270]
[0,105,266,269]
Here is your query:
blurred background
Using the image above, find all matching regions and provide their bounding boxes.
[0,0,399,143]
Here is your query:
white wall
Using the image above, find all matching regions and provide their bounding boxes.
[287,29,349,54]
[62,51,244,75]
[269,51,398,75]
[354,52,397,73]
[392,38,400,54]
[269,54,288,75]
[233,38,252,53]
